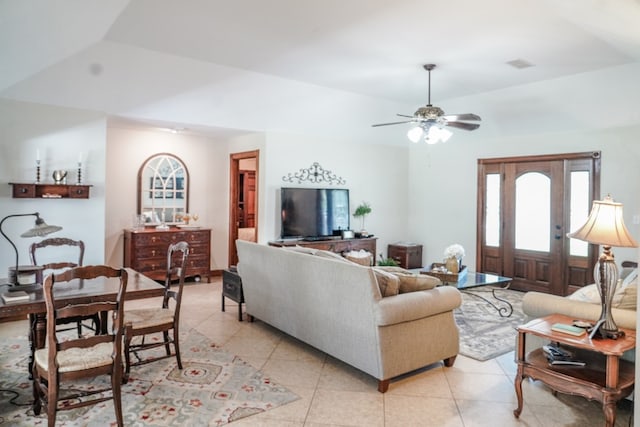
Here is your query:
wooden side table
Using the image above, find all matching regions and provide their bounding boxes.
[387,243,422,269]
[514,314,635,427]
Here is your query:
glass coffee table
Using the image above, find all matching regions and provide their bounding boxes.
[418,269,513,317]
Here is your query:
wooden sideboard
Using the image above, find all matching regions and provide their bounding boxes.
[268,237,377,256]
[123,227,211,282]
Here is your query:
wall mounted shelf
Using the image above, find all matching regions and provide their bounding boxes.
[9,183,92,199]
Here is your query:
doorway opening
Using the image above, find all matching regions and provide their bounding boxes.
[228,150,259,267]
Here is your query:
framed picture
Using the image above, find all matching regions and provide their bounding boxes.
[142,210,160,224]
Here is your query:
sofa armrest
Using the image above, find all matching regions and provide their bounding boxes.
[375,286,462,326]
[522,291,636,330]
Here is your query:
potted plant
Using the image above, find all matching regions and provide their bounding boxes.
[377,253,398,267]
[353,202,372,236]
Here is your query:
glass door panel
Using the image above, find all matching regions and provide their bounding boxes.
[515,172,550,252]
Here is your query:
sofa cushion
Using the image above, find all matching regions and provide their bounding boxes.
[283,246,361,266]
[372,268,400,297]
[284,245,318,255]
[314,249,355,263]
[376,266,410,274]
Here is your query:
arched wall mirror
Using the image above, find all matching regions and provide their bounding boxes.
[138,153,189,224]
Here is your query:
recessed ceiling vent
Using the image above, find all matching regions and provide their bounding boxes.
[506,59,535,69]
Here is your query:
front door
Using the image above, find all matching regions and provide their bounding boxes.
[477,152,600,295]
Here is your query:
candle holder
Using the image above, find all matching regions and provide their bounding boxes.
[76,162,82,185]
[35,160,41,184]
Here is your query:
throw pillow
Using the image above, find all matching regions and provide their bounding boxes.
[568,284,600,304]
[345,250,373,266]
[568,278,637,311]
[372,268,400,297]
[615,282,637,310]
[393,271,440,293]
[621,268,638,287]
[375,266,441,293]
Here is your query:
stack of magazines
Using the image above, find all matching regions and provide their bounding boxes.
[542,344,586,366]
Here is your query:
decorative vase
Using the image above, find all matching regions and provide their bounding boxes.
[445,256,459,273]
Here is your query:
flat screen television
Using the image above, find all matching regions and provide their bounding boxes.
[280,188,350,239]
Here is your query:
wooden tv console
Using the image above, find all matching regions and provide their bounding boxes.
[268,237,377,256]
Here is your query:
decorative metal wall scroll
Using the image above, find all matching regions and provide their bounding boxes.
[282,162,346,185]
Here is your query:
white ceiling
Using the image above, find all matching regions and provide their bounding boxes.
[1,0,639,144]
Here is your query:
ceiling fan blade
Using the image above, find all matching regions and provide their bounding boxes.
[371,120,415,127]
[396,114,415,118]
[442,113,481,122]
[445,121,480,131]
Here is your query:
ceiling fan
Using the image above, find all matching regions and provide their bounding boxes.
[372,64,481,143]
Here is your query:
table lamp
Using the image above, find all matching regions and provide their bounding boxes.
[567,195,638,339]
[0,212,62,290]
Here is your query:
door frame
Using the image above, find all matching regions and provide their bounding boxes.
[228,150,259,267]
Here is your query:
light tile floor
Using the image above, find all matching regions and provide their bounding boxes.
[1,278,634,426]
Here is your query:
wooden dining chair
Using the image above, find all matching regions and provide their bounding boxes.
[124,241,189,382]
[30,237,100,337]
[32,265,131,427]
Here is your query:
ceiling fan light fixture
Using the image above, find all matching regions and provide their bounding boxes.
[407,126,423,143]
[424,126,452,144]
[436,126,453,142]
[372,63,480,143]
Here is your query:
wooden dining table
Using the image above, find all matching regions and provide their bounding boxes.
[0,268,165,375]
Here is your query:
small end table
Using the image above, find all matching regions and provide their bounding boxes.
[222,268,245,321]
[514,314,635,427]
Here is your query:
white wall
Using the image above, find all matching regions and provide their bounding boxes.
[105,125,229,270]
[259,132,410,261]
[0,99,106,274]
[408,124,640,270]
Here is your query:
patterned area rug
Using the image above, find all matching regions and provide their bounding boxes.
[0,330,298,426]
[454,286,526,361]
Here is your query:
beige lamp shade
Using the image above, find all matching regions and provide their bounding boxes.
[567,195,638,248]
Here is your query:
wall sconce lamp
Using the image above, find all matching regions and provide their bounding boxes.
[0,212,62,290]
[567,195,638,339]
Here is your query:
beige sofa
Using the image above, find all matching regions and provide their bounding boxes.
[236,240,462,392]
